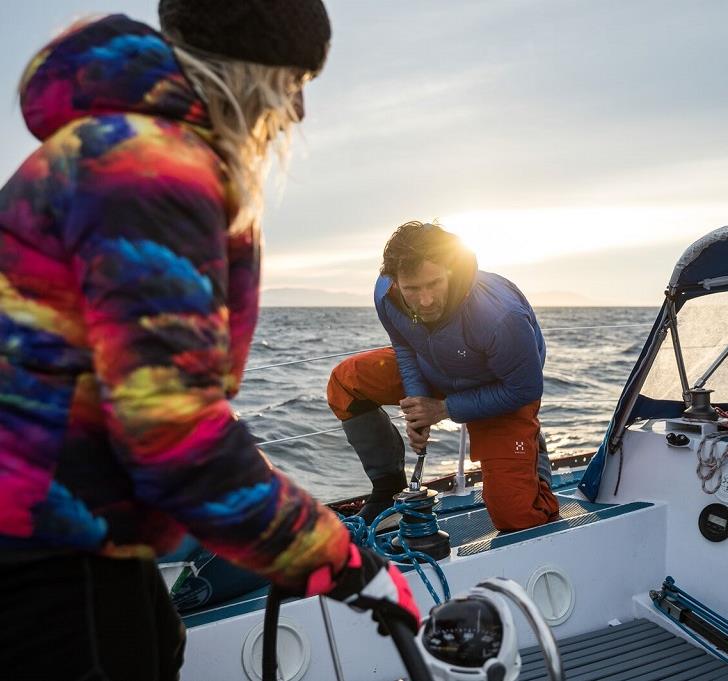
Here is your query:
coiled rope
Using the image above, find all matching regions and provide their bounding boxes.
[696,431,728,494]
[339,495,451,606]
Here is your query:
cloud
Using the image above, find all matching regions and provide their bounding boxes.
[3,0,728,307]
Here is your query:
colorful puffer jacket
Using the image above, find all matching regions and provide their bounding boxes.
[374,268,546,424]
[0,14,348,590]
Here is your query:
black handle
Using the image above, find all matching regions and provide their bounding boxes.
[385,615,434,681]
[262,586,283,681]
[264,589,433,681]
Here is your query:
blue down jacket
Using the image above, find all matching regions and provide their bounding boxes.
[374,270,546,423]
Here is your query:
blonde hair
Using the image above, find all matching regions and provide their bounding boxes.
[172,46,307,234]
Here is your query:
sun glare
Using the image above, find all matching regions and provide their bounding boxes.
[441,207,717,269]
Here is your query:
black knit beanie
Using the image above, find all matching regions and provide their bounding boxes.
[158,0,331,74]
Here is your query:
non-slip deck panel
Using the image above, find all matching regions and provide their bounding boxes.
[432,471,587,514]
[451,498,652,557]
[519,618,728,680]
[440,495,609,543]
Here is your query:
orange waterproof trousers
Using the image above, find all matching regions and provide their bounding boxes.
[327,348,559,531]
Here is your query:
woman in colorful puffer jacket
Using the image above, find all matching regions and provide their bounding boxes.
[0,2,418,678]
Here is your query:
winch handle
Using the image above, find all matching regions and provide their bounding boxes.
[409,427,428,491]
[409,451,427,491]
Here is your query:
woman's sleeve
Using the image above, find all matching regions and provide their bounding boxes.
[68,137,348,590]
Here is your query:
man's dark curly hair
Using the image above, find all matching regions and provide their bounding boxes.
[380,221,465,279]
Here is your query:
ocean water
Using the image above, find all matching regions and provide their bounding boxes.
[233,307,658,502]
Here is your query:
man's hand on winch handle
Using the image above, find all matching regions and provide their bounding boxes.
[406,424,430,453]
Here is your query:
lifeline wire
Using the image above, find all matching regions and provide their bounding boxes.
[244,322,654,373]
[256,401,619,446]
[249,320,637,446]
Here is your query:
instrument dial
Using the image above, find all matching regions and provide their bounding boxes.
[422,597,503,667]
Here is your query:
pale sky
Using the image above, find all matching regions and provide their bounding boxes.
[2,1,727,305]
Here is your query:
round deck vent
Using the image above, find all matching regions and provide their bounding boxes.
[526,565,575,626]
[241,616,311,681]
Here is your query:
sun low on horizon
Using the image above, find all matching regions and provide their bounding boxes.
[440,206,722,270]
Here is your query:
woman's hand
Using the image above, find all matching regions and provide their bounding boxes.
[306,543,421,636]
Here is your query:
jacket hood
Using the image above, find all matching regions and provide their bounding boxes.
[440,247,478,322]
[20,14,210,141]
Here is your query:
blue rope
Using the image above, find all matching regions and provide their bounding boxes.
[341,514,370,546]
[392,496,441,538]
[339,496,451,605]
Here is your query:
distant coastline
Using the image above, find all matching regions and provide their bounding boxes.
[260,287,657,308]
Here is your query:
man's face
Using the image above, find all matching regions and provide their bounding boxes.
[396,260,450,323]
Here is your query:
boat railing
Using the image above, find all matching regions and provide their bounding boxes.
[243,322,653,374]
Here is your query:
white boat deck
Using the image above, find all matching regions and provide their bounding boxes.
[520,619,728,680]
[181,482,672,680]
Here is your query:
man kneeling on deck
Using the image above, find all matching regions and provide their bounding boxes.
[327,221,559,531]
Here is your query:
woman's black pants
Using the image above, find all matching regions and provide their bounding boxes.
[0,554,185,681]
